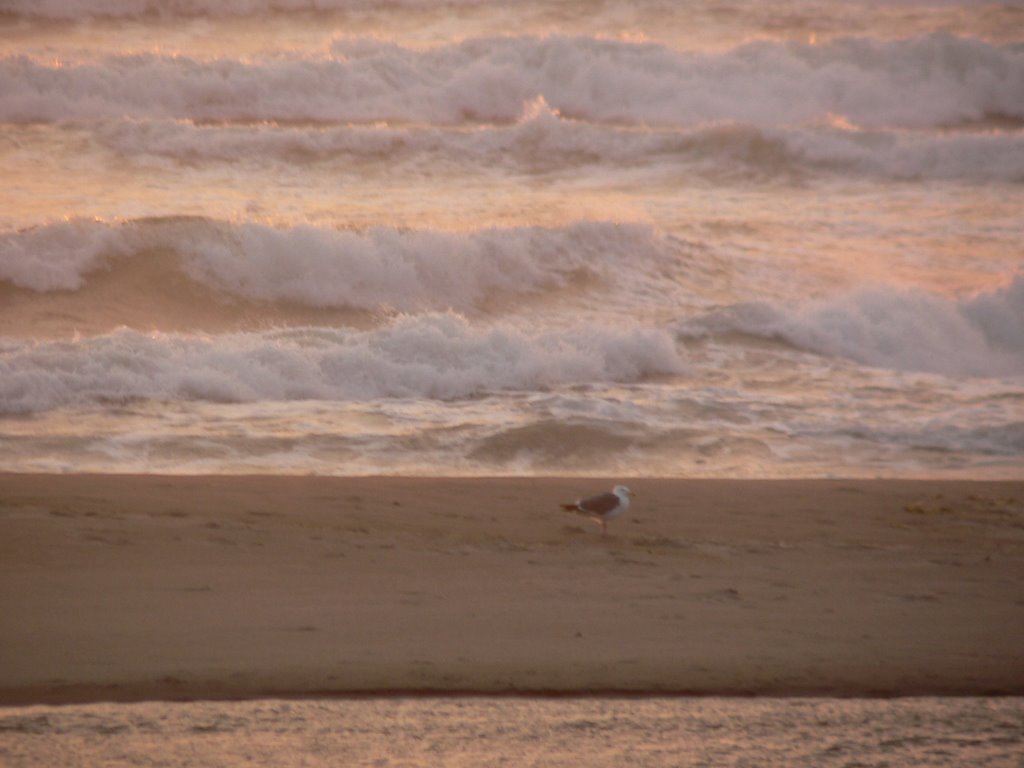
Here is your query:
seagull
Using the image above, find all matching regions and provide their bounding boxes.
[560,485,633,537]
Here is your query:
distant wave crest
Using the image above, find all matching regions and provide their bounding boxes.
[92,103,1024,183]
[0,0,475,18]
[3,34,1021,129]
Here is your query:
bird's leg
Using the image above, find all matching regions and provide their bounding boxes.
[602,519,607,537]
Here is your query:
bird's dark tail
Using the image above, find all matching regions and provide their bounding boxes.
[560,503,578,512]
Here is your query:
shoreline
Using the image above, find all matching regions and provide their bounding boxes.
[8,688,1024,709]
[2,474,1022,706]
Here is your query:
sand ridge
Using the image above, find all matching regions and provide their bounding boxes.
[1,474,1022,704]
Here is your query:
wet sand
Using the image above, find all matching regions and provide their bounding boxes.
[1,474,1022,705]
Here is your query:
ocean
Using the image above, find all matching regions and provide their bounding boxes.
[2,696,1023,767]
[0,0,1022,478]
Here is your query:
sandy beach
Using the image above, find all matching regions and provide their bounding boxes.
[1,474,1022,705]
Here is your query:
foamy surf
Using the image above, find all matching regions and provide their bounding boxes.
[1,0,1022,479]
[680,276,1024,378]
[84,108,1024,183]
[0,218,676,324]
[4,35,1022,129]
[0,314,685,414]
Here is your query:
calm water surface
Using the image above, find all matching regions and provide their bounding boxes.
[1,697,1022,767]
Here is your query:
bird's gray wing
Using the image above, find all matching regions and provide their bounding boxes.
[576,492,621,516]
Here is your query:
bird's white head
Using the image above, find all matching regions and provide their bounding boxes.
[613,485,632,500]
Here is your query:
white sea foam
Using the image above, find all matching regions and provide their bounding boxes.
[682,276,1024,378]
[0,218,666,310]
[1,1,1020,480]
[3,34,1021,128]
[0,314,685,414]
[0,219,133,291]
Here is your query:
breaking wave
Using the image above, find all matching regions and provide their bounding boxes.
[3,34,1022,129]
[93,103,1024,183]
[0,314,685,414]
[681,276,1024,378]
[0,217,666,311]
